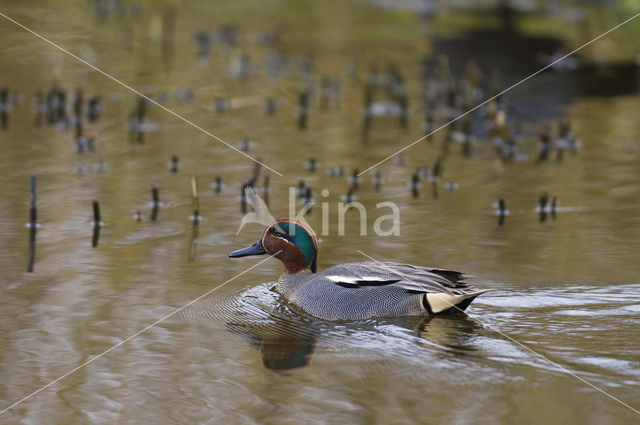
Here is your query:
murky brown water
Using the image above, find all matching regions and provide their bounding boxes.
[1,1,639,423]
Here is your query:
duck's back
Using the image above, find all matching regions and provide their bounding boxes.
[276,261,487,321]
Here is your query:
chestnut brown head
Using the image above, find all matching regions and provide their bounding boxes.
[229,218,318,274]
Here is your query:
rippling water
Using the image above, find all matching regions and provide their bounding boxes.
[1,0,640,423]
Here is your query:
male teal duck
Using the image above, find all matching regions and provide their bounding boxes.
[230,218,489,321]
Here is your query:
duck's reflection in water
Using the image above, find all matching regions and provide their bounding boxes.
[344,313,483,356]
[226,314,318,372]
[226,307,483,372]
[413,314,482,352]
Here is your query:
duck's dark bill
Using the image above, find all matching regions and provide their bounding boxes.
[229,238,266,257]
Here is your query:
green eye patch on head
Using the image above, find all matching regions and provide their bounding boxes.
[275,221,316,266]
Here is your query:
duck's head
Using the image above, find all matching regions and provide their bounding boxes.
[229,218,318,274]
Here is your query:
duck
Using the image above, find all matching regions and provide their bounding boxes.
[229,218,489,321]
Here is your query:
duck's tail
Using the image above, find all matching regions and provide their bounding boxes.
[423,289,491,315]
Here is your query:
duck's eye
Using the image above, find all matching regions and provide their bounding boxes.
[269,227,285,237]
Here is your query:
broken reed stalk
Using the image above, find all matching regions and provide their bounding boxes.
[431,156,442,199]
[498,198,506,226]
[539,193,549,223]
[93,200,101,225]
[191,175,200,224]
[92,200,101,247]
[171,155,179,173]
[411,173,419,198]
[362,84,373,144]
[212,176,223,194]
[29,175,37,226]
[297,91,309,130]
[0,87,9,130]
[151,185,160,221]
[265,97,276,116]
[27,175,37,272]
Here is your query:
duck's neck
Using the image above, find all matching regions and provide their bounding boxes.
[279,269,312,281]
[281,256,316,274]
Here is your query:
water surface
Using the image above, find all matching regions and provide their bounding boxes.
[0,1,639,423]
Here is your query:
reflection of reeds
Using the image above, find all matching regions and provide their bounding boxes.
[188,225,198,263]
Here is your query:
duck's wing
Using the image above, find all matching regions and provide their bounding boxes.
[321,261,475,295]
[320,261,488,314]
